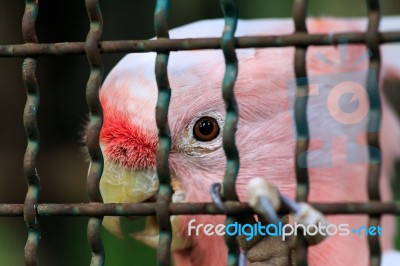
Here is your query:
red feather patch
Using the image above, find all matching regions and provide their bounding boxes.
[100,101,157,170]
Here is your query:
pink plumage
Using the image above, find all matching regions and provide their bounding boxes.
[99,17,400,265]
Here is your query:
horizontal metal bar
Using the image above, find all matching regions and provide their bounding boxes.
[0,31,399,57]
[0,202,399,217]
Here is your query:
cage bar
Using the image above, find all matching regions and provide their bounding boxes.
[2,202,400,217]
[154,0,174,265]
[21,0,41,265]
[365,0,383,265]
[1,32,400,57]
[292,0,310,265]
[84,0,105,265]
[219,0,241,265]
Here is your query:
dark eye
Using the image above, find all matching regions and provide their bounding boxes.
[193,117,220,142]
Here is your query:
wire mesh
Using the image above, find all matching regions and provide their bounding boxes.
[0,0,399,265]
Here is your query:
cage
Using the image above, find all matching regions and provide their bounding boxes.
[0,0,400,265]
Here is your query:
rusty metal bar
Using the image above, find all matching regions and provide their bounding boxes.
[292,0,310,265]
[219,0,241,265]
[21,1,41,265]
[84,0,105,265]
[365,0,382,265]
[154,1,173,265]
[0,31,400,57]
[2,202,400,217]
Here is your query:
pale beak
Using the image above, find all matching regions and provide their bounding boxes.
[100,157,192,251]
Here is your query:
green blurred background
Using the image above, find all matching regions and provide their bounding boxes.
[0,0,400,265]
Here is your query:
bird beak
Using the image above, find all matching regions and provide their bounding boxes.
[100,157,192,251]
[130,190,192,251]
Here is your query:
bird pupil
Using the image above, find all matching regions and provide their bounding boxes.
[199,120,213,135]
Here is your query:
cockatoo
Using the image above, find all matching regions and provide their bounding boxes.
[98,17,400,266]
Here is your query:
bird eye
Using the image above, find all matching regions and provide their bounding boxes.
[193,117,220,142]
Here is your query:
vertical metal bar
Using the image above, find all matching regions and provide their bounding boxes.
[22,1,41,265]
[154,1,173,265]
[292,0,310,265]
[84,0,105,265]
[365,0,382,265]
[219,0,240,265]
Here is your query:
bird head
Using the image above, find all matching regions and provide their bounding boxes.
[98,19,297,257]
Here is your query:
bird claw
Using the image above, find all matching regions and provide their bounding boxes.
[210,182,227,213]
[258,196,281,225]
[239,250,247,266]
[237,216,296,266]
[240,178,330,265]
[248,177,282,225]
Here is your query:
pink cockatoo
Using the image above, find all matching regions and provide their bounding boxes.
[98,17,400,266]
